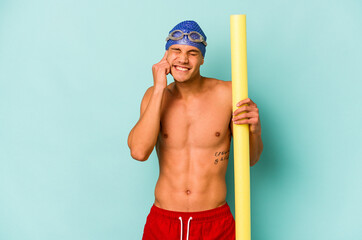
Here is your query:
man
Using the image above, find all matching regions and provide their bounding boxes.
[128,20,263,240]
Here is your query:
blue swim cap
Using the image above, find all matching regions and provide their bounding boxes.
[165,20,207,57]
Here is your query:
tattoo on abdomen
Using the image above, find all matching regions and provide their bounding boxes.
[214,151,230,165]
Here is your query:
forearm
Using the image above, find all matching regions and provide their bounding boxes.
[128,87,164,160]
[249,132,263,166]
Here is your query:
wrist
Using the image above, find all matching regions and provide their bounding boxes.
[153,85,165,94]
[250,131,262,137]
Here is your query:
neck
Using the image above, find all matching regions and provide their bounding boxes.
[172,74,204,99]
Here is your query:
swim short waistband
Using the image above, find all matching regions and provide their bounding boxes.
[150,203,232,222]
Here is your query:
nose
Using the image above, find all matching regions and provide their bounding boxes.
[178,52,189,64]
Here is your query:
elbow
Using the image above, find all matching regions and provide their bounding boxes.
[250,149,263,167]
[250,158,259,167]
[128,134,149,161]
[250,160,256,167]
[130,148,150,162]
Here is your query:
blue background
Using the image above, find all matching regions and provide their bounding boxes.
[1,0,361,239]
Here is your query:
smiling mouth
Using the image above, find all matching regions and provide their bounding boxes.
[174,65,191,72]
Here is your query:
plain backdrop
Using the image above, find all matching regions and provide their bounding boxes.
[1,0,361,239]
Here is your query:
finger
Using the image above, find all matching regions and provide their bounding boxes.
[233,117,258,125]
[162,50,168,61]
[159,61,171,74]
[233,105,258,116]
[236,98,250,107]
[233,106,249,116]
[233,119,249,125]
[236,98,257,107]
[165,65,170,75]
[248,98,257,106]
[233,112,257,121]
[232,112,258,121]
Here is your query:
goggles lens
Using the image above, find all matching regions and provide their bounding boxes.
[171,30,183,39]
[189,32,201,41]
[166,30,207,46]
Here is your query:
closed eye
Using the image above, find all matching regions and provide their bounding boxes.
[170,47,181,52]
[189,51,199,56]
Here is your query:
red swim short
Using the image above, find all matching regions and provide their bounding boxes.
[142,203,235,240]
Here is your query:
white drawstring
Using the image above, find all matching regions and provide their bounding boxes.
[178,217,183,240]
[179,216,193,240]
[186,217,193,240]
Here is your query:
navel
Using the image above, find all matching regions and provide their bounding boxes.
[185,190,191,195]
[215,132,220,137]
[163,133,168,138]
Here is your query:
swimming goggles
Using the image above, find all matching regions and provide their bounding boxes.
[166,30,207,46]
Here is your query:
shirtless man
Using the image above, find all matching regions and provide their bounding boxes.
[128,20,263,240]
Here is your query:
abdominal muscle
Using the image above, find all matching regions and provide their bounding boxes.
[154,146,230,212]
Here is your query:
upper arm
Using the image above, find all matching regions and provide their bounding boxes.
[230,118,233,136]
[128,86,154,148]
[140,86,154,118]
[226,81,233,136]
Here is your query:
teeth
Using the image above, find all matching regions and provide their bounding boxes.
[175,66,189,71]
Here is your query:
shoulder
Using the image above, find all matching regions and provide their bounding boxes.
[142,86,154,102]
[203,77,232,109]
[139,86,154,114]
[205,78,232,102]
[203,77,232,94]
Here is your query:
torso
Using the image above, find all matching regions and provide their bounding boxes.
[154,78,233,212]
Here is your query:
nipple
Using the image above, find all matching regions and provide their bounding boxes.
[215,132,220,137]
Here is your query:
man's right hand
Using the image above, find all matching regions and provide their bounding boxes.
[152,51,170,89]
[128,51,170,161]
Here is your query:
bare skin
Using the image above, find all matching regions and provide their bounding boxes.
[128,44,263,212]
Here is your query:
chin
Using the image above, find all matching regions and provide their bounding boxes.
[171,72,190,83]
[173,77,188,83]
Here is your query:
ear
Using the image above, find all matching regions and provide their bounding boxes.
[201,58,204,65]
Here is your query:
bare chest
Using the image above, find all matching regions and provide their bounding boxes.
[158,95,232,149]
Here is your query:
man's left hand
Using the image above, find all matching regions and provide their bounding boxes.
[232,98,261,135]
